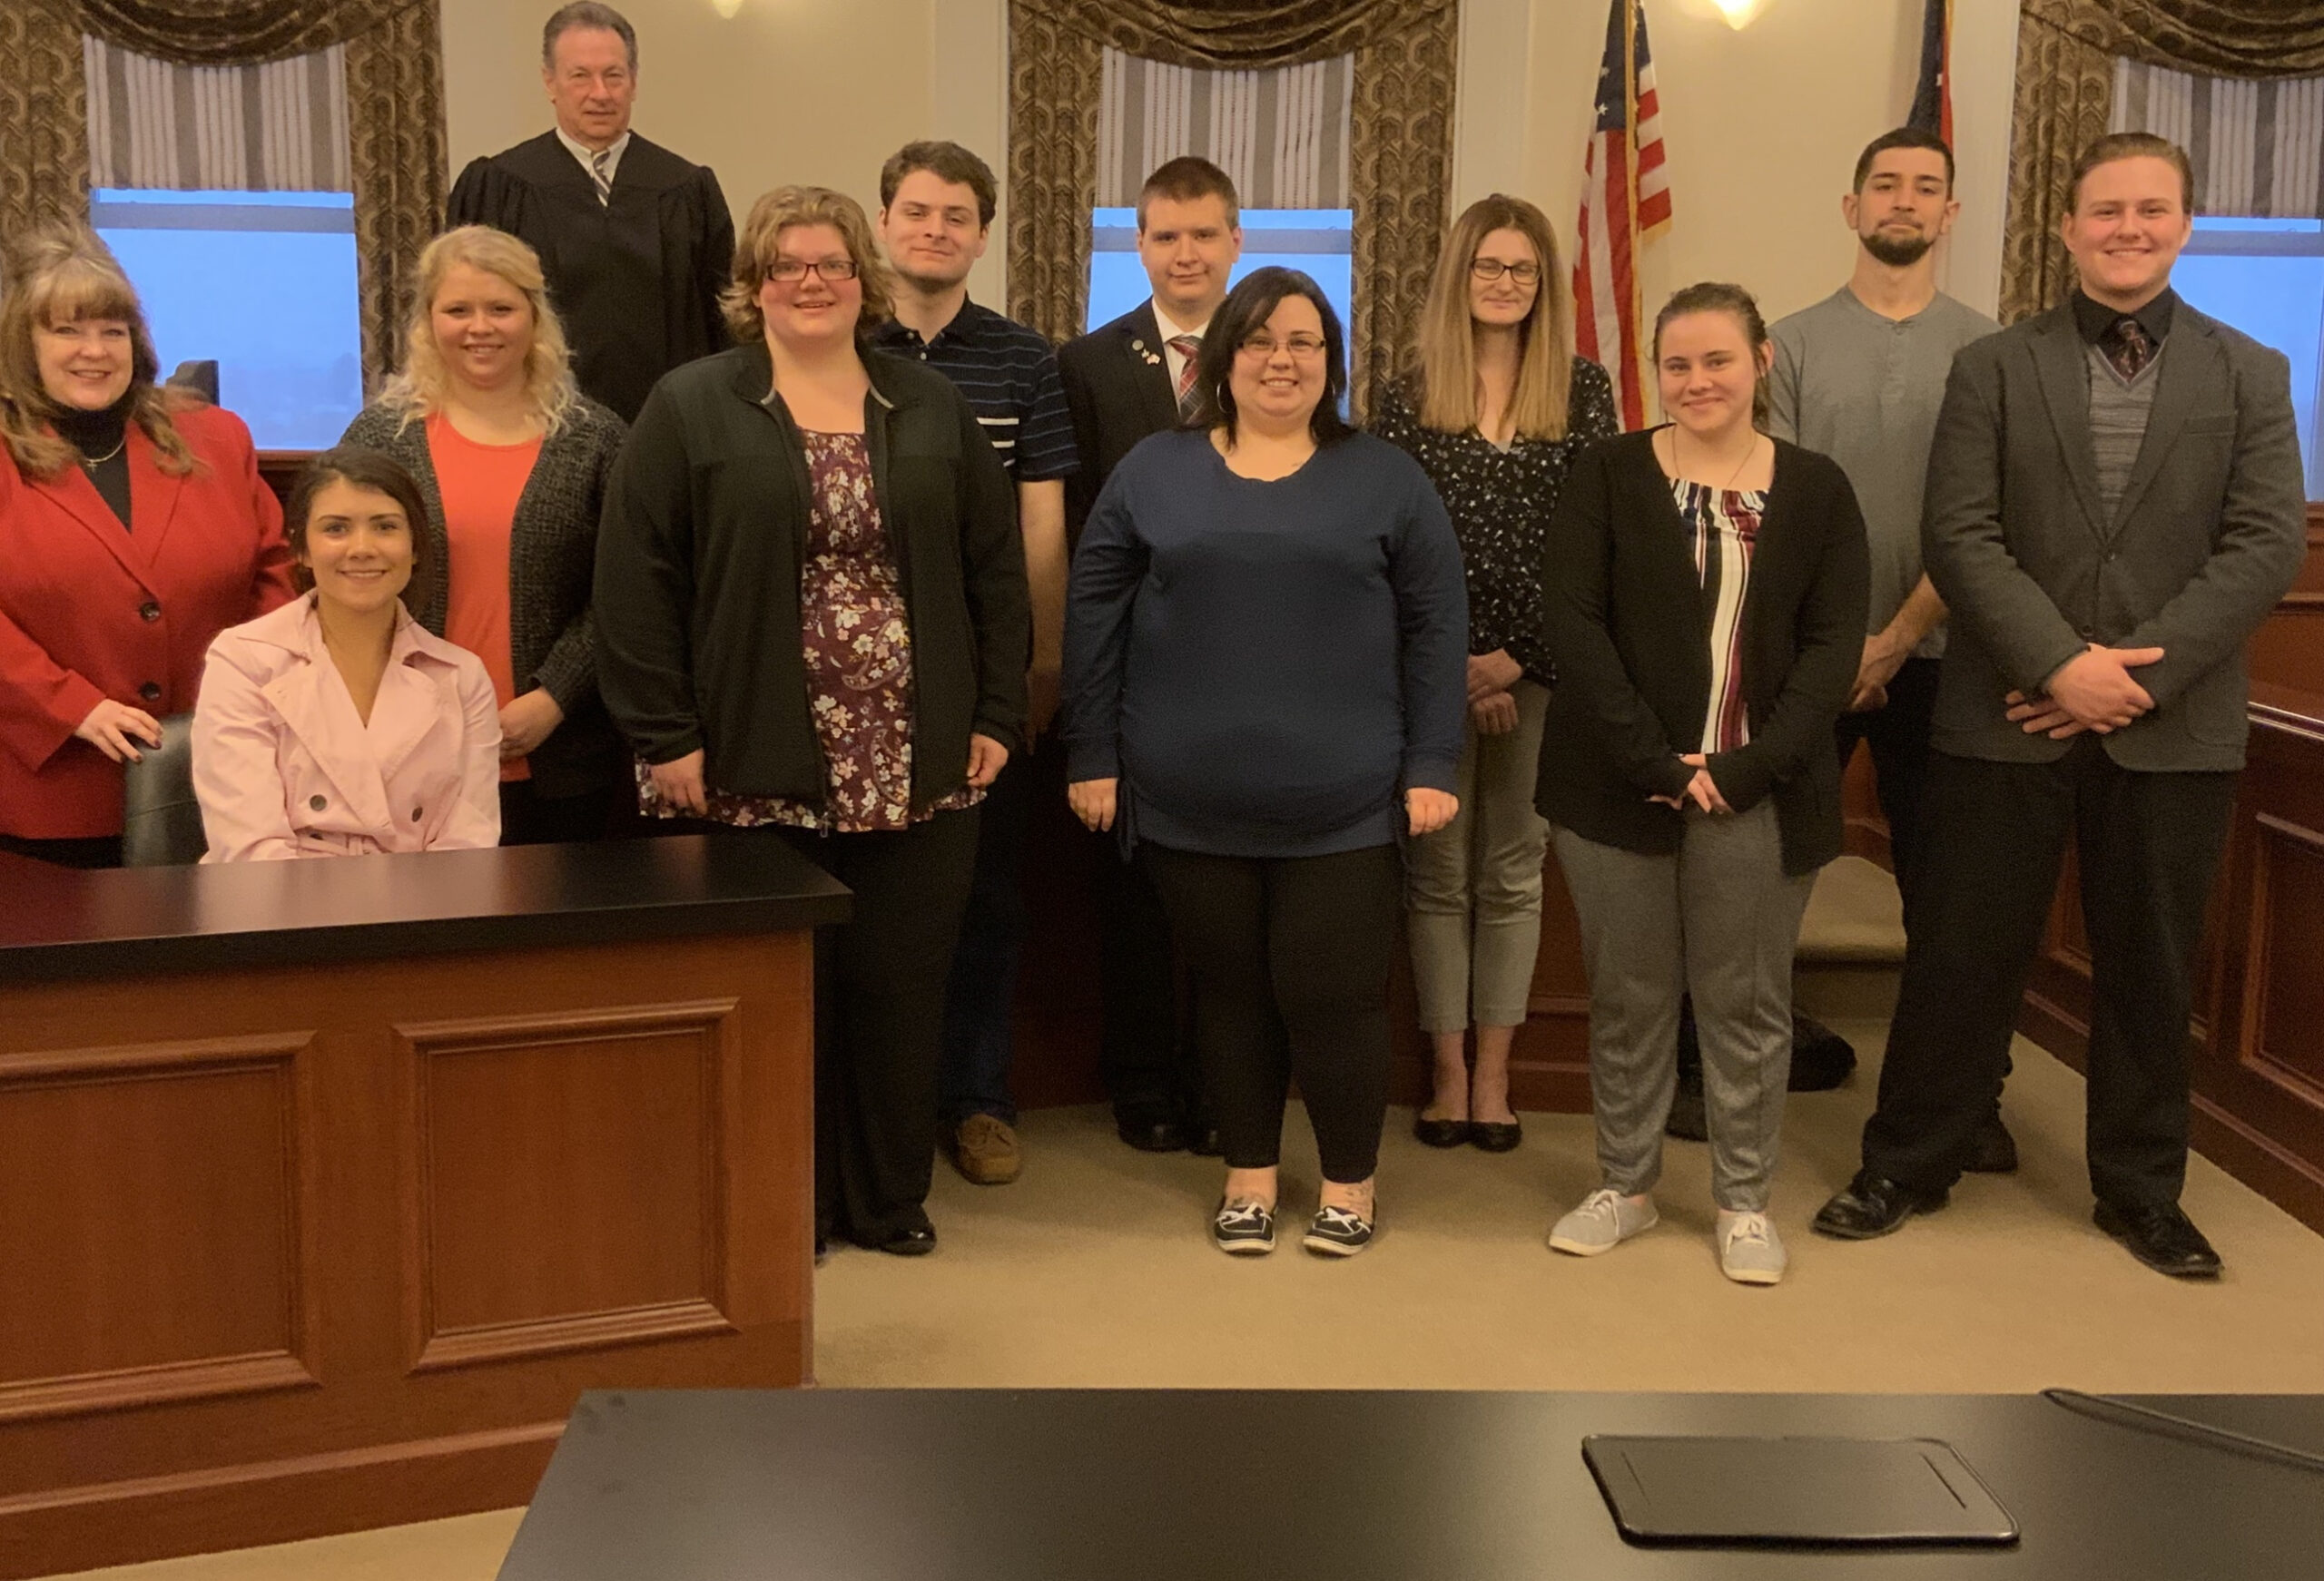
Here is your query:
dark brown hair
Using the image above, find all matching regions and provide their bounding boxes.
[2067,132,2195,213]
[1853,126,1955,193]
[1651,281,1772,429]
[543,2,636,71]
[285,447,431,599]
[1188,266,1351,447]
[1137,156,1240,231]
[880,140,998,229]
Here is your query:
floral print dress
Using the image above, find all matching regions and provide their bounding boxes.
[638,430,981,833]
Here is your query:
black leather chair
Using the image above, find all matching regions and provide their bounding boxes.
[120,712,207,865]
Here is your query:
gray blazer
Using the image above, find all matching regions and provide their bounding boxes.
[340,397,628,798]
[1921,299,2306,771]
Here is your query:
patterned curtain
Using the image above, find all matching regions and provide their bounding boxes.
[2000,0,2324,323]
[1096,48,1354,208]
[1007,0,1458,416]
[2111,60,2324,218]
[84,35,350,191]
[4,0,443,384]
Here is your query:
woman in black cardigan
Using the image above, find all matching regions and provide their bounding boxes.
[596,185,1028,1258]
[340,225,627,843]
[1537,282,1866,1287]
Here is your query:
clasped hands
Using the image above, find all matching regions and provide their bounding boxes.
[1649,753,1732,815]
[1466,649,1524,735]
[1067,778,1459,838]
[2004,643,2164,739]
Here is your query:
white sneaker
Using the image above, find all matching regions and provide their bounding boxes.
[1717,1210,1787,1285]
[1548,1188,1659,1256]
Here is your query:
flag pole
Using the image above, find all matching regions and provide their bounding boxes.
[1623,0,1648,427]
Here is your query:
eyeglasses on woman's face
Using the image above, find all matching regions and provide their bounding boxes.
[1236,331,1329,359]
[1470,258,1541,285]
[767,257,861,284]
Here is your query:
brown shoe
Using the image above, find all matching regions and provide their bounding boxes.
[951,1114,1022,1184]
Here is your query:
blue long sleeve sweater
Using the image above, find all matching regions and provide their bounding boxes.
[1062,428,1469,859]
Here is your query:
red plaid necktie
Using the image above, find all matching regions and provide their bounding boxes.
[1169,335,1202,417]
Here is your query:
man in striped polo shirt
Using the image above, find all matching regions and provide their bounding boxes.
[872,140,1078,1188]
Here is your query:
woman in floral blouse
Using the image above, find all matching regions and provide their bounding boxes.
[596,185,1028,1257]
[1371,193,1619,1154]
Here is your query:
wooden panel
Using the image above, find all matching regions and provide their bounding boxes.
[0,930,814,1578]
[2248,815,2324,1102]
[401,1005,738,1368]
[0,1036,319,1423]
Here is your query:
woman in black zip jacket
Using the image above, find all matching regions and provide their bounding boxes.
[596,185,1029,1258]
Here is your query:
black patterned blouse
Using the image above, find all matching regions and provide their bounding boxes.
[1369,356,1620,674]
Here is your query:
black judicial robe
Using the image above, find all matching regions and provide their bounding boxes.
[447,131,736,423]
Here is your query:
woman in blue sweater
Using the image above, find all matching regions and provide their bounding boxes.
[1063,267,1468,1258]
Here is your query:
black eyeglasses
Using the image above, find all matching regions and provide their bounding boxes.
[768,258,860,283]
[1470,259,1541,285]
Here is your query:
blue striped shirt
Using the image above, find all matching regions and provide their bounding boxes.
[868,300,1078,483]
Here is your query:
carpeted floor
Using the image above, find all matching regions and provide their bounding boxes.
[51,947,2324,1578]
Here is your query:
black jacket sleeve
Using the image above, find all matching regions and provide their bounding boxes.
[593,382,701,765]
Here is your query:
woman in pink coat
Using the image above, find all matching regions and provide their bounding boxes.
[193,448,500,859]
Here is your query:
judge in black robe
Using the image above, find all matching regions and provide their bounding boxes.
[448,131,735,423]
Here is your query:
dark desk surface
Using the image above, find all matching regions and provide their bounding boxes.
[0,834,850,983]
[497,1389,2324,1580]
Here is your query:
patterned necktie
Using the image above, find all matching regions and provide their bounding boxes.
[1169,334,1203,417]
[590,147,614,207]
[2106,315,2153,381]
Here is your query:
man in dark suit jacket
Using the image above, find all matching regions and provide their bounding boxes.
[447,3,734,423]
[1057,156,1242,1154]
[1814,134,2308,1278]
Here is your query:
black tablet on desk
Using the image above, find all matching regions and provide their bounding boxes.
[1583,1435,2021,1547]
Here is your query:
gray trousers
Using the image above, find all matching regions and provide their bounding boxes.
[1553,800,1814,1212]
[1406,680,1551,1033]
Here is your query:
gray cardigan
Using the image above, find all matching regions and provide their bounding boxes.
[339,396,628,799]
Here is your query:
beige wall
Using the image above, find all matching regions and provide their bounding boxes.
[1456,0,2017,330]
[436,0,2014,329]
[438,0,1010,304]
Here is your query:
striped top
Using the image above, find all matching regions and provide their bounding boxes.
[868,300,1078,483]
[1673,479,1766,754]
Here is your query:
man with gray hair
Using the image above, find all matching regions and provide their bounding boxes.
[448,3,734,422]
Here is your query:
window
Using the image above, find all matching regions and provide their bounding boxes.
[92,189,364,451]
[1087,207,1355,377]
[2174,217,2324,496]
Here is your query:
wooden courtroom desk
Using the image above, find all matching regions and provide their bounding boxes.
[0,835,847,1578]
[498,1388,2324,1579]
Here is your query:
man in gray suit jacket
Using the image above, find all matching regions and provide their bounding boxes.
[1814,133,2307,1278]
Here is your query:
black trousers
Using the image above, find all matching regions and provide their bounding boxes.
[1096,831,1198,1120]
[1860,741,2237,1209]
[1835,654,1941,912]
[1142,840,1403,1183]
[774,809,981,1246]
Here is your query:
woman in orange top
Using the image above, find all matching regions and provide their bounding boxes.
[0,224,293,866]
[340,225,627,844]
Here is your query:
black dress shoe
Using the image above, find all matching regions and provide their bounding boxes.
[1965,1110,2019,1174]
[1469,1118,1521,1153]
[1413,1114,1470,1148]
[2094,1200,2221,1279]
[1116,1111,1189,1153]
[1811,1173,1949,1240]
[875,1224,938,1257]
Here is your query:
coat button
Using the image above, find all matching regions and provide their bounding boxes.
[138,601,160,622]
[309,794,328,811]
[138,682,162,702]
[410,807,424,822]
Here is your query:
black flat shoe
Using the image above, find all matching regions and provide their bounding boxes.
[1116,1111,1189,1153]
[1413,1115,1471,1148]
[1187,1122,1224,1157]
[2095,1200,2221,1279]
[1965,1110,2019,1174]
[1811,1173,1948,1240]
[1469,1118,1522,1153]
[876,1224,938,1257]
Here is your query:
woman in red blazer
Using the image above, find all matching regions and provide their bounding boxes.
[0,226,294,866]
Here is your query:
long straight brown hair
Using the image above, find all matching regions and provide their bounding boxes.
[1409,194,1573,441]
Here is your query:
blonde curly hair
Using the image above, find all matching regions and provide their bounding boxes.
[720,185,894,344]
[377,225,580,435]
[0,224,194,481]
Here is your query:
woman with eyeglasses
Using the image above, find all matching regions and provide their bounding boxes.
[1063,266,1468,1258]
[596,184,1029,1258]
[1371,194,1619,1154]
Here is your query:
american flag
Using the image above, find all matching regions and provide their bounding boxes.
[1908,0,1954,146]
[1572,0,1670,432]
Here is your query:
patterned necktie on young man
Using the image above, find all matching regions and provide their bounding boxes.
[2105,315,2154,380]
[1169,335,1203,417]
